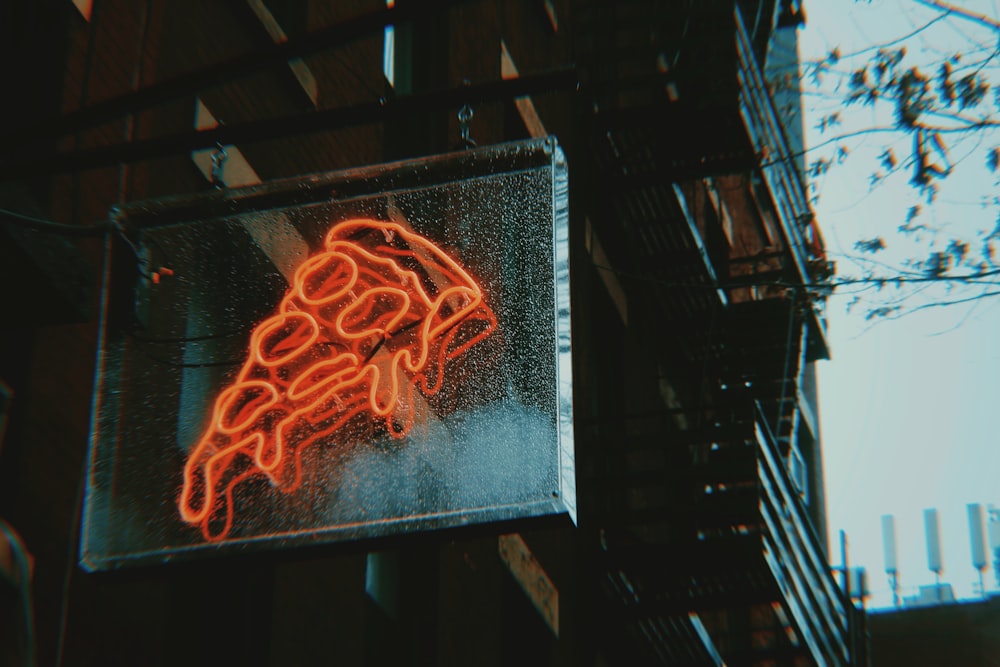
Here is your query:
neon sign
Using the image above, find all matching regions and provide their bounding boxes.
[178,219,498,540]
[83,138,574,570]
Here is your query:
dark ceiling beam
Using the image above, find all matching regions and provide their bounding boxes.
[0,0,479,155]
[0,69,579,181]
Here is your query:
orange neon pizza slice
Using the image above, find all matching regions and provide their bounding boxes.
[178,219,497,541]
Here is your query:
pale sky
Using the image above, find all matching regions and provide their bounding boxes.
[799,0,1000,608]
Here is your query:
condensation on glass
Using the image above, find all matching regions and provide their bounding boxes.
[81,137,575,570]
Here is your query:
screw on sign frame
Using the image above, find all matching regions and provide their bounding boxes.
[178,219,498,541]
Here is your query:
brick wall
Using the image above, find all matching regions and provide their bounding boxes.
[1,1,591,665]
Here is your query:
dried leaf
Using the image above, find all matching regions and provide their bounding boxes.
[987,147,1000,173]
[855,238,886,254]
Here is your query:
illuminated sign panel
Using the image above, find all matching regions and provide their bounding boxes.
[82,138,574,569]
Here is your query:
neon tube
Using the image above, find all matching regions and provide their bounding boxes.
[178,219,497,541]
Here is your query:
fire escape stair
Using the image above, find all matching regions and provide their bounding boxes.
[587,404,856,666]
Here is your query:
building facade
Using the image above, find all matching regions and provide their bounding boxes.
[867,596,1000,667]
[0,0,866,665]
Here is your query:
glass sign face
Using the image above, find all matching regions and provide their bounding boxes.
[82,137,574,570]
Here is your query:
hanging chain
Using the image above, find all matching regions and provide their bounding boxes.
[210,142,228,189]
[457,104,476,149]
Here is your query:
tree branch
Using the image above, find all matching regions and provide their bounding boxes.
[913,0,1000,32]
[767,13,952,75]
[829,270,1000,287]
[881,289,1000,317]
[587,259,1000,292]
[763,119,998,173]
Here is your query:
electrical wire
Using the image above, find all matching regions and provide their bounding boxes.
[55,6,101,666]
[130,340,245,369]
[118,0,153,204]
[774,289,799,444]
[128,329,247,345]
[54,456,86,667]
[0,207,112,237]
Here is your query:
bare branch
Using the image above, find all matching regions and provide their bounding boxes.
[797,1,1000,325]
[786,13,953,70]
[762,126,912,168]
[913,0,1000,32]
[927,292,990,335]
[828,271,1000,287]
[879,289,1000,316]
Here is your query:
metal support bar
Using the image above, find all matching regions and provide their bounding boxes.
[0,69,579,181]
[0,0,478,155]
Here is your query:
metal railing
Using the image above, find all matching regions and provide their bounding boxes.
[734,6,829,344]
[754,403,864,667]
[580,399,869,665]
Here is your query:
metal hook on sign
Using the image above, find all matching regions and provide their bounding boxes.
[210,142,228,189]
[457,104,476,149]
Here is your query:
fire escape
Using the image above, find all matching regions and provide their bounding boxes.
[575,1,866,665]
